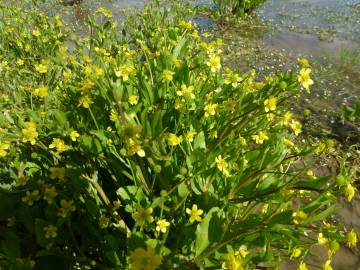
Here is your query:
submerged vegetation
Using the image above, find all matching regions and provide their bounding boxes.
[0,0,359,269]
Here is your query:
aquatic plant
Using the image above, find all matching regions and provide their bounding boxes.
[212,0,267,17]
[0,1,358,269]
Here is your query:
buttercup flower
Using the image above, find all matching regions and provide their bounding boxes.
[177,84,195,99]
[345,183,355,202]
[115,62,135,81]
[0,141,10,157]
[78,95,93,108]
[132,207,154,227]
[35,63,48,74]
[323,259,332,270]
[129,247,161,270]
[58,199,76,218]
[215,155,230,177]
[264,96,277,112]
[206,54,221,72]
[317,233,328,246]
[292,210,307,224]
[49,138,70,154]
[128,95,139,105]
[167,133,183,146]
[33,85,48,97]
[44,225,57,239]
[43,186,58,204]
[347,229,358,248]
[186,204,203,224]
[22,190,41,206]
[298,262,308,270]
[162,69,175,82]
[290,120,302,136]
[156,219,170,233]
[70,130,80,141]
[204,103,218,117]
[22,121,38,145]
[222,251,244,270]
[251,132,269,144]
[298,68,314,92]
[290,247,302,259]
[185,130,197,142]
[49,167,66,180]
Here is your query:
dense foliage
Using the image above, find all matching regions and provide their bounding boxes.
[0,1,358,269]
[212,0,267,17]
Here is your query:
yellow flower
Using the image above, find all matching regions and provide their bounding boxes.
[177,84,195,99]
[162,70,175,82]
[78,95,93,108]
[49,138,70,154]
[251,131,269,144]
[156,219,170,233]
[323,260,332,270]
[185,130,197,142]
[167,133,183,146]
[35,63,48,74]
[215,155,230,177]
[179,20,194,30]
[290,120,302,136]
[32,28,41,37]
[284,138,295,148]
[290,247,302,259]
[58,199,76,218]
[204,103,218,117]
[264,96,277,112]
[345,183,355,202]
[292,210,307,224]
[63,70,72,81]
[96,7,112,18]
[317,233,328,246]
[224,72,241,88]
[0,141,10,158]
[298,68,314,92]
[22,190,41,206]
[347,229,358,248]
[132,207,154,227]
[33,85,48,98]
[128,95,139,105]
[306,170,317,180]
[44,225,57,239]
[129,247,161,270]
[70,130,80,141]
[95,67,104,78]
[115,62,135,81]
[22,121,38,145]
[298,58,310,68]
[186,204,204,224]
[99,215,110,228]
[49,167,66,180]
[126,138,145,157]
[222,252,244,270]
[280,111,293,126]
[206,54,221,72]
[298,261,308,270]
[43,186,58,204]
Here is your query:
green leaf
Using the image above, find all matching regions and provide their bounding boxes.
[293,176,331,190]
[1,232,20,260]
[172,37,187,60]
[195,207,220,257]
[268,210,293,227]
[305,205,336,224]
[194,131,206,150]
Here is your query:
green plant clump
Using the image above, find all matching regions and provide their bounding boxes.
[212,0,267,17]
[0,1,358,269]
